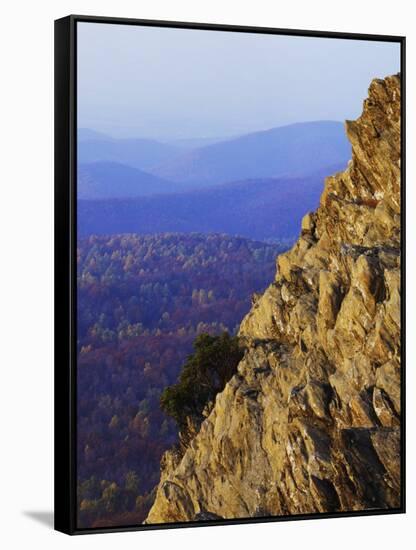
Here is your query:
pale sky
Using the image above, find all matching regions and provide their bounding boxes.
[77,22,401,140]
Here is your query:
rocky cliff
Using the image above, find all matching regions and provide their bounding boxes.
[146,74,402,524]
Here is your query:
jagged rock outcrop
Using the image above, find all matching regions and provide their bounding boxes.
[146,75,402,524]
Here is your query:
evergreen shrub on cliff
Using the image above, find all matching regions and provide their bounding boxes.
[160,332,243,443]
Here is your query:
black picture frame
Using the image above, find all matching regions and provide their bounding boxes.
[54,14,406,535]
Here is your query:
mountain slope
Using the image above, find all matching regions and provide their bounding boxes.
[78,161,184,199]
[78,135,181,171]
[78,165,344,240]
[169,136,229,150]
[150,121,351,186]
[146,75,401,523]
[78,128,113,141]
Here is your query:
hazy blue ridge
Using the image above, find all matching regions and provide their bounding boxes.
[77,164,345,241]
[78,161,188,199]
[148,121,351,186]
[78,135,181,171]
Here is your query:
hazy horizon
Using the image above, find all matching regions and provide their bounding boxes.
[77,22,400,140]
[79,118,349,143]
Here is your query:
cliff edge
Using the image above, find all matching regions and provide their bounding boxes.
[146,74,402,523]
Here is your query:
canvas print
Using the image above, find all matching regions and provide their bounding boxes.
[75,22,402,529]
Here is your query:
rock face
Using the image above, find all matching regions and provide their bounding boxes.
[146,75,402,524]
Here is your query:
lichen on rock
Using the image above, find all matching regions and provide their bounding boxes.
[146,74,402,524]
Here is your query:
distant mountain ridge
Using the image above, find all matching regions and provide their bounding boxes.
[168,136,229,150]
[149,121,351,186]
[78,135,181,171]
[78,161,184,199]
[78,122,351,192]
[78,128,113,141]
[78,165,344,240]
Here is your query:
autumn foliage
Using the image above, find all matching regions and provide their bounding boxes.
[76,232,284,527]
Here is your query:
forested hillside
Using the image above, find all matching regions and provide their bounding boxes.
[76,233,285,527]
